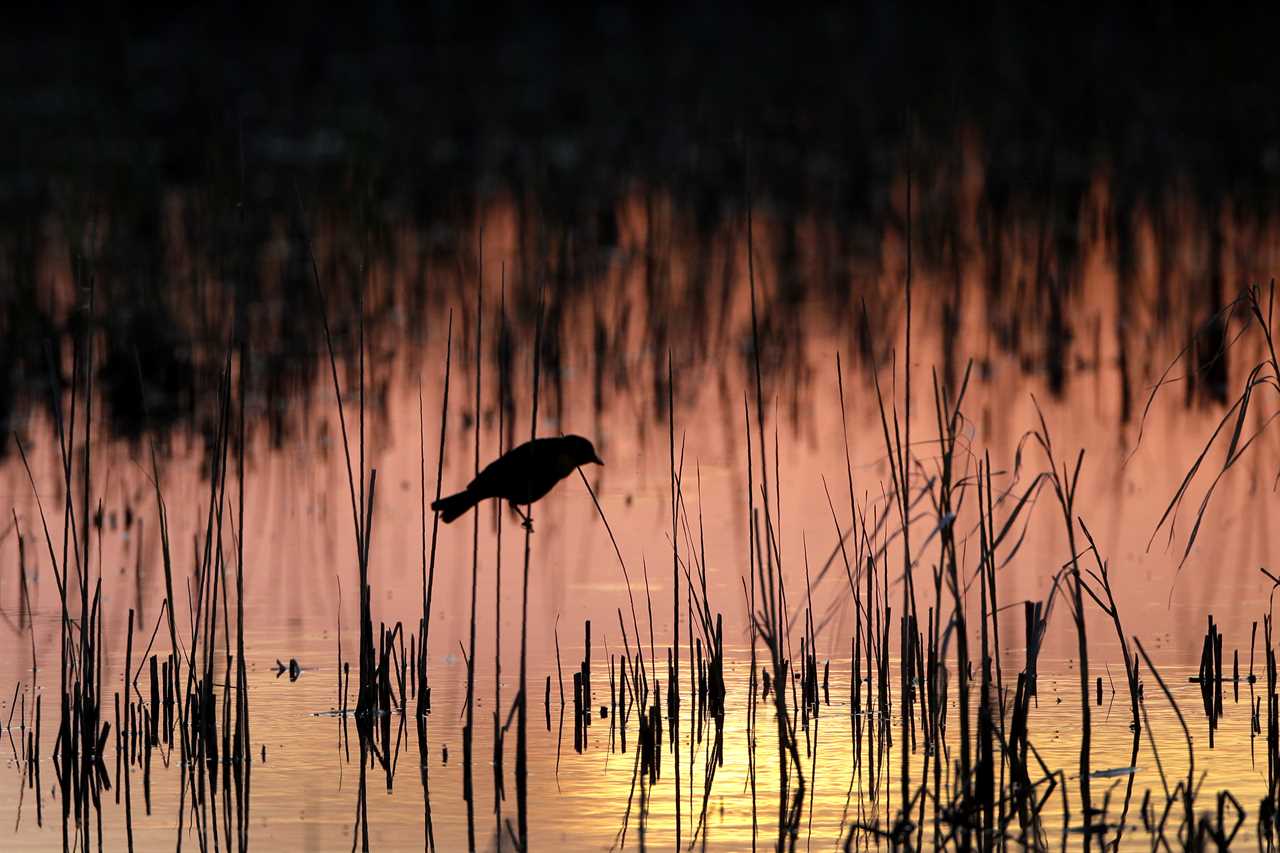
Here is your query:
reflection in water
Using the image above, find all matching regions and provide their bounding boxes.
[4,262,1280,850]
[3,166,1280,462]
[4,643,1270,850]
[10,9,1280,850]
[7,5,1280,455]
[4,144,1280,850]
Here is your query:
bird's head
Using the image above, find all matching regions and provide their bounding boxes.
[563,434,604,467]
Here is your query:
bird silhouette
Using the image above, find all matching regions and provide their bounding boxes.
[431,434,604,527]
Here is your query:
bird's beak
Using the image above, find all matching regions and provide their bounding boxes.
[592,454,605,466]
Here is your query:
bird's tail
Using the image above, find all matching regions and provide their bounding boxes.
[430,489,479,524]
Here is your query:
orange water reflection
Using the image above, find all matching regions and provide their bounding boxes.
[2,186,1280,849]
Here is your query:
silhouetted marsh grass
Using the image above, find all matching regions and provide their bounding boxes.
[493,266,508,849]
[463,240,483,851]
[514,283,545,851]
[13,210,1280,853]
[8,265,261,851]
[422,310,454,719]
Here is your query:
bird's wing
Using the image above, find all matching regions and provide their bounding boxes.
[468,440,536,496]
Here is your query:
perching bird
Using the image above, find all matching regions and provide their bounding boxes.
[431,434,604,526]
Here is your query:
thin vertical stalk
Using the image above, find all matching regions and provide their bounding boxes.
[516,284,545,851]
[464,235,484,851]
[422,313,454,714]
[668,352,682,846]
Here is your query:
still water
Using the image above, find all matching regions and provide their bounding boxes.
[2,174,1280,850]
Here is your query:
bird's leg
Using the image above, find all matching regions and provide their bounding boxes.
[511,503,534,532]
